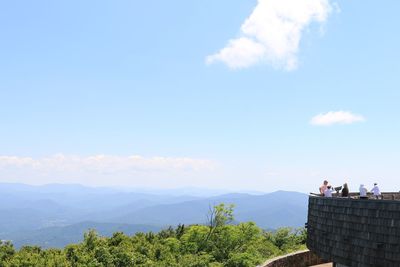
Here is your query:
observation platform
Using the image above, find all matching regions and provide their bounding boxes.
[307,192,400,267]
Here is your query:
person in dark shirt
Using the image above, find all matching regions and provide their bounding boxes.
[341,183,349,197]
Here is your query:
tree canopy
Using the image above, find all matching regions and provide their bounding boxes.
[0,204,306,267]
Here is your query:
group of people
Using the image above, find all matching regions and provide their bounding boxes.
[359,183,381,199]
[319,180,381,199]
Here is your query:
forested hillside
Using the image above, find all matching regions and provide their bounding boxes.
[0,183,308,248]
[0,204,306,267]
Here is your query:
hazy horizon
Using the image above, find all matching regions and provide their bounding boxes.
[0,181,276,195]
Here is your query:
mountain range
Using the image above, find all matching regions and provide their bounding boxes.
[0,183,308,248]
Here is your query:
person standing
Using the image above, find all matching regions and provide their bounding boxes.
[371,183,381,199]
[341,183,349,197]
[359,184,368,199]
[319,180,329,195]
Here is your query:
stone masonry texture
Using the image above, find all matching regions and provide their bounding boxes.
[260,250,327,267]
[307,196,400,267]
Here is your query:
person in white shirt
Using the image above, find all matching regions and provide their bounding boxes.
[324,185,335,198]
[359,184,368,199]
[371,183,381,199]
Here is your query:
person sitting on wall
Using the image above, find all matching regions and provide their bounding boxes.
[371,183,381,199]
[319,180,329,196]
[341,183,349,197]
[324,185,335,197]
[359,184,368,199]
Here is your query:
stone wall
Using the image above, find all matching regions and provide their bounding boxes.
[307,196,400,267]
[330,192,400,200]
[260,250,327,267]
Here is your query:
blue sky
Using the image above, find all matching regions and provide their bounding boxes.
[1,0,399,193]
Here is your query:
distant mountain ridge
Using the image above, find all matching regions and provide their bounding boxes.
[110,191,308,229]
[3,222,161,249]
[0,183,308,248]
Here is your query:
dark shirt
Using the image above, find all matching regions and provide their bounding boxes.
[341,187,349,197]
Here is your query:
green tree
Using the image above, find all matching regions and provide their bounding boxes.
[207,203,235,229]
[0,241,15,266]
[0,203,307,267]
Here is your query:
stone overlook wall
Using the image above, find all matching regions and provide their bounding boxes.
[307,196,400,267]
[260,250,327,267]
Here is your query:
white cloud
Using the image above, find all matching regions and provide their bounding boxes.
[0,154,216,187]
[0,154,215,172]
[206,0,333,70]
[206,38,266,69]
[310,111,366,126]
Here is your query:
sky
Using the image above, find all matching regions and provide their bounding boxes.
[1,0,400,193]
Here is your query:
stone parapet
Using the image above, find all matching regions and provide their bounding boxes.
[307,196,400,267]
[260,250,327,267]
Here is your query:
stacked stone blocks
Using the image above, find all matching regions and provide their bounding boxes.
[307,195,400,267]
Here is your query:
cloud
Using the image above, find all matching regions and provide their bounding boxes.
[206,0,333,70]
[0,154,215,172]
[310,111,366,126]
[0,154,216,187]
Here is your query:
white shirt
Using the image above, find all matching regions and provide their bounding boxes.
[324,188,334,197]
[371,185,381,196]
[359,186,368,197]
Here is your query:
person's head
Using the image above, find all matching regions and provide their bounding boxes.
[343,183,348,189]
[323,180,328,185]
[374,183,378,186]
[327,185,332,189]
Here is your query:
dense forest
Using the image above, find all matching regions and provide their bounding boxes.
[0,204,306,267]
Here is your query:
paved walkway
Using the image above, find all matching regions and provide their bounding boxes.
[310,264,333,267]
